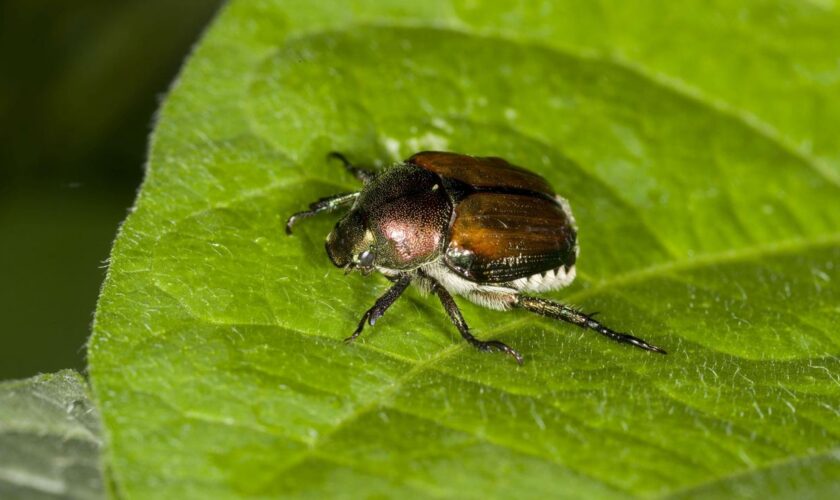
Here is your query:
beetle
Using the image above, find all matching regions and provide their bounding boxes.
[286,151,666,363]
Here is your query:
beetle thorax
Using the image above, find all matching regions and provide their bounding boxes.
[326,164,452,272]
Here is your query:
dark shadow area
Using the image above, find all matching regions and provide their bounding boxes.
[0,0,222,380]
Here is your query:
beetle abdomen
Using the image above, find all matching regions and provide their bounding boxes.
[510,262,577,292]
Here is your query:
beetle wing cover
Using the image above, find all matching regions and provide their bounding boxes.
[445,192,577,283]
[408,151,555,197]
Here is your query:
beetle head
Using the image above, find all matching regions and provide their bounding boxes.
[325,210,377,275]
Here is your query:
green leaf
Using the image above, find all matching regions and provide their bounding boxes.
[89,1,840,497]
[0,370,104,499]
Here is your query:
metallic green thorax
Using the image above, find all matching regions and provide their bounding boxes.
[326,164,451,272]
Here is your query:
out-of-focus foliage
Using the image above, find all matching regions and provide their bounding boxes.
[89,0,840,497]
[0,0,220,379]
[0,0,219,183]
[0,370,103,499]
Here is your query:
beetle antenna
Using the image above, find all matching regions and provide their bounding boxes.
[514,296,666,354]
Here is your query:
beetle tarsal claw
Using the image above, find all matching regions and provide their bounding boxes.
[345,315,367,343]
[594,324,668,355]
[284,215,298,235]
[472,339,524,365]
[623,335,667,355]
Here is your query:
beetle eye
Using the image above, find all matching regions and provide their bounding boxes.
[358,249,374,267]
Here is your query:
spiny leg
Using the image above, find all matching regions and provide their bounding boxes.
[286,151,376,233]
[429,279,524,365]
[285,192,359,235]
[328,151,376,184]
[346,274,412,342]
[515,295,666,354]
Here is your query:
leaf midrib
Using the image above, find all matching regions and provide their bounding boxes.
[574,233,840,303]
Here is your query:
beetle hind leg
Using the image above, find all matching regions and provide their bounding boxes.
[515,295,667,354]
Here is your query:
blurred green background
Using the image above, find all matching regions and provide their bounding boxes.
[0,0,221,380]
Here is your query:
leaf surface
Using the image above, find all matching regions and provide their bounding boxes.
[89,1,840,497]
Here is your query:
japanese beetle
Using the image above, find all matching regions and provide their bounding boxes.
[287,151,666,363]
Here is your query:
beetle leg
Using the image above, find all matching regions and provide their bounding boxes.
[427,280,524,365]
[285,192,359,235]
[345,274,412,343]
[328,152,376,184]
[515,295,667,354]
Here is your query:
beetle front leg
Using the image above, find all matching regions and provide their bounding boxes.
[515,295,667,354]
[285,192,359,235]
[428,280,524,365]
[328,152,376,184]
[346,274,412,343]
